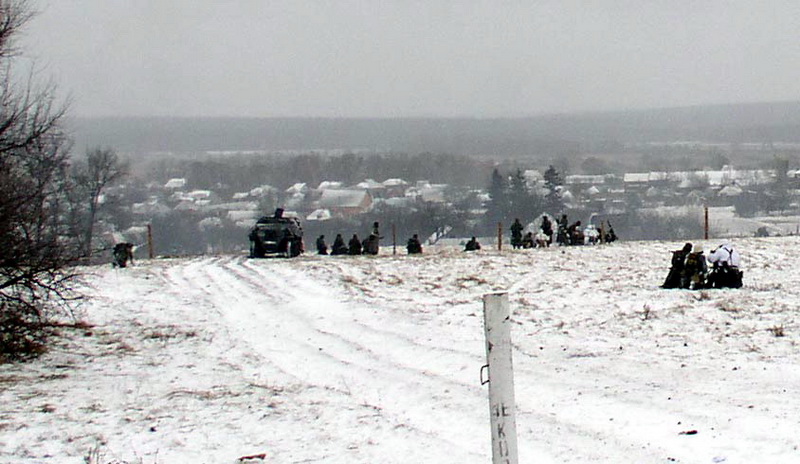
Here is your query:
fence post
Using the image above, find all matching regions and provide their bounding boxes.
[497,222,503,251]
[482,292,519,464]
[392,223,397,255]
[147,223,154,259]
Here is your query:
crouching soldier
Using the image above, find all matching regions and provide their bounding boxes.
[113,242,134,268]
[534,230,550,248]
[407,234,423,254]
[681,245,708,290]
[464,237,481,251]
[330,234,348,255]
[567,221,584,245]
[707,242,743,288]
[363,234,379,255]
[662,243,692,289]
[348,234,362,255]
[521,232,535,249]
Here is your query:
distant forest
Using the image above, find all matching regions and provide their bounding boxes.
[70,101,800,161]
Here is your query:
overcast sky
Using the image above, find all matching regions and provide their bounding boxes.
[20,0,800,118]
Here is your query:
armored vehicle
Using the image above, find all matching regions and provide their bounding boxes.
[248,212,304,258]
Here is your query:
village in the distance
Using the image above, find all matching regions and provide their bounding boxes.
[93,132,800,258]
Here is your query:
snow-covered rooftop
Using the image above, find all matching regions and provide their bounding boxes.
[318,189,370,208]
[164,178,187,189]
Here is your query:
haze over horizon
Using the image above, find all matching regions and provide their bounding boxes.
[23,1,800,119]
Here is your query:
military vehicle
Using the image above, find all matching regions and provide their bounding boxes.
[248,210,304,258]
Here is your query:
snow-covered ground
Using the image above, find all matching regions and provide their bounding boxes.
[2,237,800,463]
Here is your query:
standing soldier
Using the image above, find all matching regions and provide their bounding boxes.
[365,221,382,255]
[510,218,524,249]
[541,215,554,245]
[556,214,569,246]
[316,235,328,255]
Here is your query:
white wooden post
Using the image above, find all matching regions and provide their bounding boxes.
[482,292,519,464]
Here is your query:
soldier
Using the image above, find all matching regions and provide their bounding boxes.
[662,243,693,289]
[316,235,328,255]
[541,215,554,244]
[279,228,303,257]
[521,231,535,249]
[406,234,423,254]
[331,234,348,255]
[368,221,382,254]
[567,220,584,245]
[681,245,708,290]
[534,229,550,248]
[363,234,379,255]
[112,243,134,268]
[348,234,362,255]
[510,218,524,249]
[584,224,600,245]
[464,237,481,251]
[707,242,743,288]
[556,214,569,246]
[604,222,618,243]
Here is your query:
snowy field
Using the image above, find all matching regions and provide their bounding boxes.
[2,237,800,463]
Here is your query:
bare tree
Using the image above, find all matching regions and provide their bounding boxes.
[71,147,129,257]
[0,0,77,361]
[0,1,33,60]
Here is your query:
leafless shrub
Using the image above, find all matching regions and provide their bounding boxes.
[341,275,359,285]
[694,291,712,301]
[641,304,652,320]
[769,325,785,337]
[717,302,743,313]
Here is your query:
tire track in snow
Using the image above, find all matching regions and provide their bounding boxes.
[178,255,489,462]
[293,246,800,463]
[241,256,681,462]
[153,246,800,463]
[160,256,312,386]
[241,258,485,371]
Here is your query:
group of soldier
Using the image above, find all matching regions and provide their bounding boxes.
[315,222,424,256]
[310,213,621,258]
[662,241,743,290]
[509,214,618,249]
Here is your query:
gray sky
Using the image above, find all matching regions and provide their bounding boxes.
[21,0,800,118]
